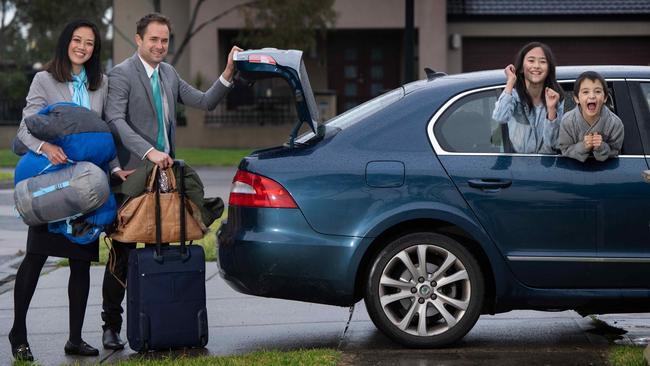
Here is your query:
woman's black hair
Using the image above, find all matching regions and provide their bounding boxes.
[513,41,564,110]
[46,19,103,91]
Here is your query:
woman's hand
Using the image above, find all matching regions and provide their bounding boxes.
[40,142,68,165]
[545,87,560,120]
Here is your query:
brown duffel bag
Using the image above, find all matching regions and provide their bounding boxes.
[110,163,207,243]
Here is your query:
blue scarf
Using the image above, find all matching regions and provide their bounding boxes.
[71,67,90,109]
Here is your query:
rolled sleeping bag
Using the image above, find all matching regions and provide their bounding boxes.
[14,161,109,226]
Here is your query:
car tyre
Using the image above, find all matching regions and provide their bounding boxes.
[364,232,484,348]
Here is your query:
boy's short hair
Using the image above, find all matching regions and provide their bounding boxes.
[573,71,608,99]
[136,13,171,38]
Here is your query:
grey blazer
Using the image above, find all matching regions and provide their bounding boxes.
[17,70,108,153]
[105,53,231,169]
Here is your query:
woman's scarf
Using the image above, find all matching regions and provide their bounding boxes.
[71,66,90,109]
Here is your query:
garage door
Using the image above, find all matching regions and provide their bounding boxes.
[463,37,650,72]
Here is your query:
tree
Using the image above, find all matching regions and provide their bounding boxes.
[170,0,336,66]
[0,0,25,66]
[0,0,112,118]
[13,0,112,65]
[238,0,337,50]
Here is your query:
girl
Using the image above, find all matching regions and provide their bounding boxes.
[492,42,564,154]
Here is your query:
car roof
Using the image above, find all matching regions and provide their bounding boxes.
[405,65,650,95]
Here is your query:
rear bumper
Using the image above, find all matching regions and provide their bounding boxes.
[217,206,363,306]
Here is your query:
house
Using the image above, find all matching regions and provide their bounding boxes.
[108,0,650,148]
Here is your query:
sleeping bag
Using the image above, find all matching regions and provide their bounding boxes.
[14,103,116,184]
[14,161,109,226]
[13,103,118,244]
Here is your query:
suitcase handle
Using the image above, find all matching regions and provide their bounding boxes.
[153,159,190,264]
[152,245,192,264]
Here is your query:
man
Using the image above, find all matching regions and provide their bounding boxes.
[102,12,241,349]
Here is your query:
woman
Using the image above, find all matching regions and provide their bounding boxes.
[492,41,564,154]
[9,19,112,361]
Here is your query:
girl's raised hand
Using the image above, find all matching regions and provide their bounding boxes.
[504,64,516,86]
[545,87,560,120]
[545,87,560,108]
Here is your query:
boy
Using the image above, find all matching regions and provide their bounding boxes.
[557,71,624,162]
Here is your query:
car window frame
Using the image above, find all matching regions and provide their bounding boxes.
[428,79,645,158]
[627,79,650,157]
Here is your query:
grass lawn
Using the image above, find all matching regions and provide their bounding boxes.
[12,348,341,366]
[0,149,19,168]
[609,345,646,366]
[0,171,12,181]
[0,148,252,168]
[168,148,252,167]
[110,349,340,366]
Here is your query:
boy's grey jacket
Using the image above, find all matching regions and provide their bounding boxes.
[557,106,624,162]
[105,53,231,170]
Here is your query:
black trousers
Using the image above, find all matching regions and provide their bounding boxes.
[11,253,91,344]
[101,240,136,332]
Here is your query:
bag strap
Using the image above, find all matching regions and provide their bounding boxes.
[154,167,162,255]
[32,180,71,198]
[177,160,187,253]
[37,158,75,176]
[146,165,159,192]
[105,236,127,289]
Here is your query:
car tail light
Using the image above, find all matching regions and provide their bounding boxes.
[229,170,297,208]
[247,54,277,65]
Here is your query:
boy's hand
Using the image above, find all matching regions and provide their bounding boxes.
[583,133,594,150]
[592,133,603,149]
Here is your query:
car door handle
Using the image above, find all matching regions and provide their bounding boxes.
[468,179,512,190]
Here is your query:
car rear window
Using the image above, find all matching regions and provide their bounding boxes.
[297,87,404,143]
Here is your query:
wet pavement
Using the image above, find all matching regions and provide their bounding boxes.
[0,167,648,365]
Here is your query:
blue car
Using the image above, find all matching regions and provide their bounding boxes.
[218,48,650,347]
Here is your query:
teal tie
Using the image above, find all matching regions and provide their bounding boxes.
[150,69,165,151]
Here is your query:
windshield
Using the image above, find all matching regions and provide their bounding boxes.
[296,87,404,143]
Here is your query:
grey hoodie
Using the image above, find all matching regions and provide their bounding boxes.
[557,106,624,162]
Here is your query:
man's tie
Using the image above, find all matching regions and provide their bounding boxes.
[150,69,165,151]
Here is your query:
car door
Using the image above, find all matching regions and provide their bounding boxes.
[428,81,650,289]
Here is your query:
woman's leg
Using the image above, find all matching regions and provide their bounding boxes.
[11,253,48,344]
[68,258,91,344]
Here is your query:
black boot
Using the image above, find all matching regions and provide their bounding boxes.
[102,328,126,350]
[64,340,99,356]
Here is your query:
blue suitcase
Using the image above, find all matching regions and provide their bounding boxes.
[126,161,208,352]
[126,245,208,352]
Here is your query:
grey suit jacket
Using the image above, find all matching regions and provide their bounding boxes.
[17,70,108,152]
[105,53,231,170]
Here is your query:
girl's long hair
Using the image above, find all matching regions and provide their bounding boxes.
[513,41,563,110]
